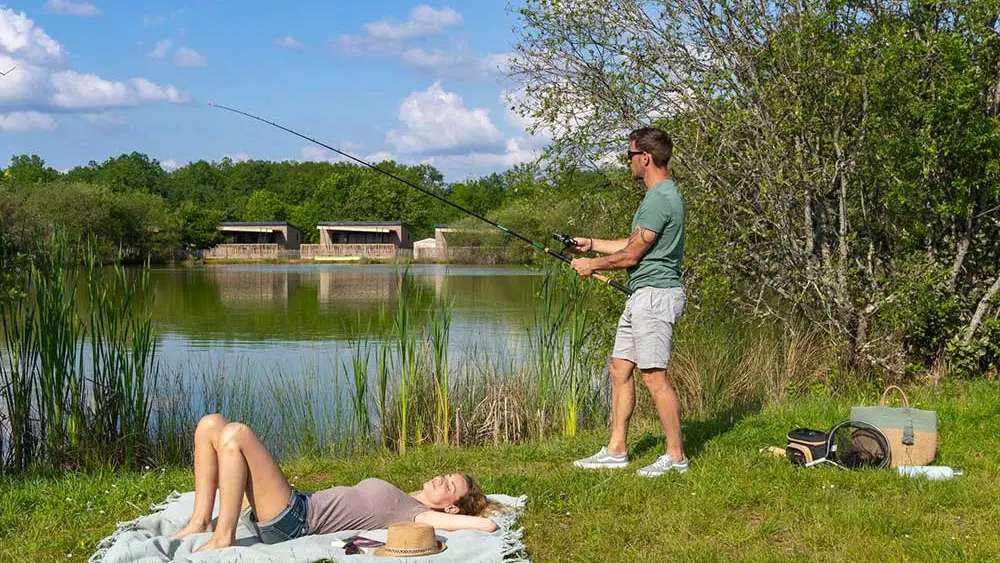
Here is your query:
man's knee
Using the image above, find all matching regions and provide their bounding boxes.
[640,369,669,391]
[609,358,635,384]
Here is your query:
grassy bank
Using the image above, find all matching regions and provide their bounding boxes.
[3,380,997,562]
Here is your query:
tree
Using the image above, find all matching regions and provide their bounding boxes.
[165,160,224,206]
[448,173,508,217]
[4,155,60,185]
[507,0,1000,375]
[93,152,169,196]
[173,201,223,251]
[243,190,287,221]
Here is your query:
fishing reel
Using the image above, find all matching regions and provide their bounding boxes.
[552,231,578,251]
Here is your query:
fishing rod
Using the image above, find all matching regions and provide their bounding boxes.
[208,102,634,296]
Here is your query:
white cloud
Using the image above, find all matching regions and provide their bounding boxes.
[0,7,66,65]
[401,48,509,81]
[420,137,541,180]
[275,36,303,49]
[385,81,504,154]
[147,39,173,59]
[365,151,396,163]
[161,158,180,171]
[0,110,57,131]
[0,7,190,115]
[364,4,462,41]
[48,72,189,108]
[173,46,207,67]
[330,6,506,84]
[363,4,460,43]
[45,0,101,17]
[299,146,334,162]
[296,144,386,164]
[223,152,250,163]
[333,5,462,56]
[502,87,553,147]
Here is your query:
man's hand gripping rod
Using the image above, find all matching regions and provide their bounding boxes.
[552,232,633,295]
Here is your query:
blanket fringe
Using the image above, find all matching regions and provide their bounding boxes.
[87,490,184,563]
[490,495,531,562]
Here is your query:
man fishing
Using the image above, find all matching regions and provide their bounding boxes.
[568,126,689,477]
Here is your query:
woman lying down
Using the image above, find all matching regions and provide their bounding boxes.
[171,414,498,552]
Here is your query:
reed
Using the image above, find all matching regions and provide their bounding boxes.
[345,337,373,451]
[32,233,84,468]
[0,276,38,471]
[560,279,591,437]
[2,242,846,472]
[429,294,452,445]
[392,282,418,454]
[0,234,159,473]
[83,243,158,468]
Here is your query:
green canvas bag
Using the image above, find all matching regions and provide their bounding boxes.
[850,385,937,467]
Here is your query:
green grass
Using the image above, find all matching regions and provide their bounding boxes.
[2,380,998,562]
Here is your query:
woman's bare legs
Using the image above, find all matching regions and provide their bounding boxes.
[172,413,229,539]
[192,421,293,552]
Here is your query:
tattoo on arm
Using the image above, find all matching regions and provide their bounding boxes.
[594,226,656,270]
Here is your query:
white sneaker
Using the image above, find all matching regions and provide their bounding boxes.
[636,453,689,477]
[572,446,629,469]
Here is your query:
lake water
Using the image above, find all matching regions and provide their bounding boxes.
[147,263,549,384]
[0,262,601,457]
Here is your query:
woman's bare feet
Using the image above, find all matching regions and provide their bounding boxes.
[171,519,213,540]
[193,535,233,553]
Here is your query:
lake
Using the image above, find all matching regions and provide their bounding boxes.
[0,261,606,459]
[146,263,549,385]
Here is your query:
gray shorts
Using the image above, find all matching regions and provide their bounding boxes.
[612,286,686,370]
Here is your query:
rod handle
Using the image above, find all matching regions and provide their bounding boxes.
[594,274,634,295]
[544,248,633,296]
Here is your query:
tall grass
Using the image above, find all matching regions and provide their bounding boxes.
[393,283,419,454]
[0,234,158,473]
[140,266,842,465]
[83,243,158,467]
[429,295,452,445]
[3,242,846,472]
[346,337,373,451]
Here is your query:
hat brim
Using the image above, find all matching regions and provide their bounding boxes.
[372,540,446,557]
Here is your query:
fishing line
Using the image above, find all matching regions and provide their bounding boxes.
[209,102,633,296]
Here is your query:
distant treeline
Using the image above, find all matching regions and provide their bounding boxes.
[0,153,561,261]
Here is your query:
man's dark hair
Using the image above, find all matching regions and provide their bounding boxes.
[629,127,673,168]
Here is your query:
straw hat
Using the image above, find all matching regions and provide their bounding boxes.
[373,522,446,557]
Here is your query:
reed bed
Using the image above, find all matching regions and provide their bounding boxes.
[1,239,842,472]
[0,235,158,472]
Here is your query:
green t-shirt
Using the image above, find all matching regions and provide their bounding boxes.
[627,179,685,291]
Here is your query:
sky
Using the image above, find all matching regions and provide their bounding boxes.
[0,0,550,182]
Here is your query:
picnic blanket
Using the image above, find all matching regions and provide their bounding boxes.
[87,490,530,563]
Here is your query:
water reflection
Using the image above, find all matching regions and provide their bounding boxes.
[139,264,546,380]
[317,267,403,304]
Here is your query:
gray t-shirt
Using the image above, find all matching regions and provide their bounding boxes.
[305,478,428,535]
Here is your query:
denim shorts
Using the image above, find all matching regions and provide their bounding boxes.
[249,489,310,544]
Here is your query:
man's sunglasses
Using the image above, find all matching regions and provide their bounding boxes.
[627,150,645,160]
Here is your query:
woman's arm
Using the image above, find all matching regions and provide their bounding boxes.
[415,510,498,532]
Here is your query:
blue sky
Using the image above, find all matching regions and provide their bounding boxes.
[0,1,549,182]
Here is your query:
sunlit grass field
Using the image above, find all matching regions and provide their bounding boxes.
[3,380,997,562]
